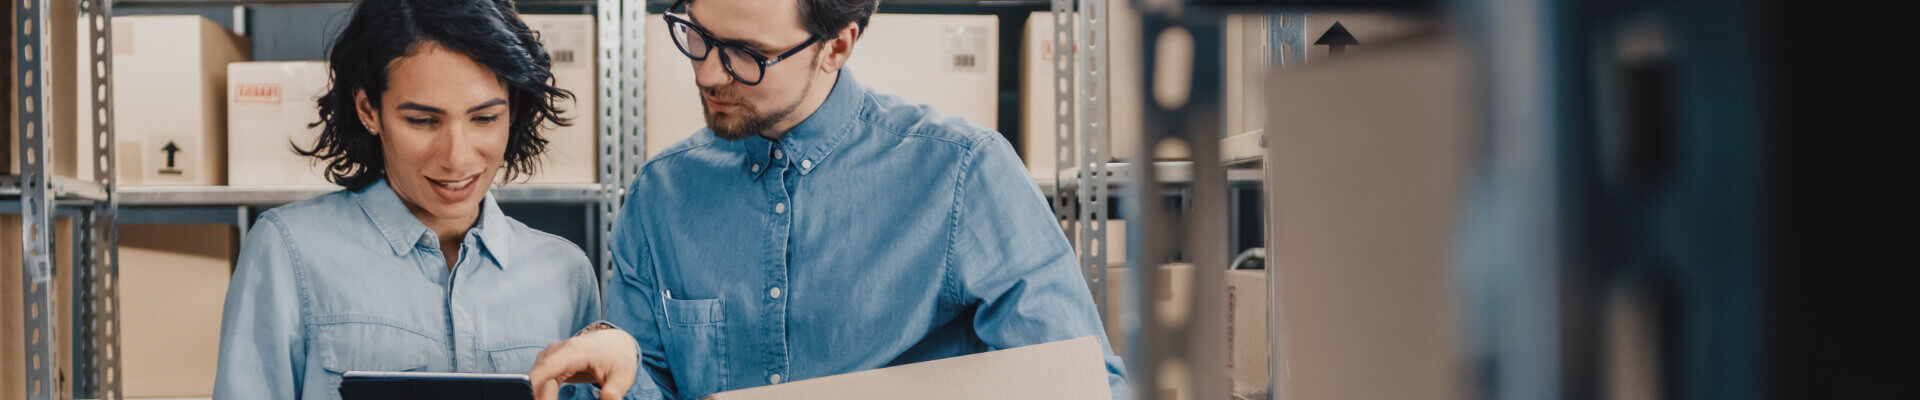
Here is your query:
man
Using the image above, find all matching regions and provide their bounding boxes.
[528,0,1126,398]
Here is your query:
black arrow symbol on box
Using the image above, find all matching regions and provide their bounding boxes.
[162,141,181,168]
[1315,21,1359,55]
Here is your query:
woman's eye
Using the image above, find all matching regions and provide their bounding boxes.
[404,117,437,126]
[472,115,501,124]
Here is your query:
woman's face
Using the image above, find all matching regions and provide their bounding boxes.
[355,42,510,226]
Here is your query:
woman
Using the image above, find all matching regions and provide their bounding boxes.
[212,0,599,398]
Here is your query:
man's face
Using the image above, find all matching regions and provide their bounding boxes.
[685,0,820,140]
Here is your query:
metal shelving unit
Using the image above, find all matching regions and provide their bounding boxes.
[8,0,124,399]
[10,0,645,399]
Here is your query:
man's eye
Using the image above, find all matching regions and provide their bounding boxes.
[405,117,437,125]
[473,115,501,124]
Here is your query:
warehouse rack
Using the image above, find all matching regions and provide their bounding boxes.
[8,0,125,398]
[5,0,641,399]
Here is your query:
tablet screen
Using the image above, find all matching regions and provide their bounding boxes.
[340,371,534,400]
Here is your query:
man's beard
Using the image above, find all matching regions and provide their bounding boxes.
[702,77,813,140]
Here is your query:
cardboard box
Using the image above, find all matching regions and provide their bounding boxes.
[645,14,999,160]
[1225,269,1269,396]
[1264,35,1465,400]
[1300,13,1433,62]
[3,216,76,400]
[118,224,236,398]
[521,14,599,184]
[1019,9,1192,180]
[227,61,331,186]
[6,0,84,179]
[78,15,250,186]
[701,336,1110,400]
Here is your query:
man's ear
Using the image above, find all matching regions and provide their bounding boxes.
[819,23,861,72]
[354,89,381,136]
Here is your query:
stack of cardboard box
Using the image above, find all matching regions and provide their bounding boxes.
[645,13,1001,160]
[223,14,600,186]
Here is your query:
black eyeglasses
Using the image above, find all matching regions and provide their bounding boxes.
[664,3,821,86]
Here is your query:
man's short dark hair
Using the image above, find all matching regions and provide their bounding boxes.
[302,0,572,190]
[798,0,880,39]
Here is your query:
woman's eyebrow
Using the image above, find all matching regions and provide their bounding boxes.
[397,102,445,114]
[466,98,507,113]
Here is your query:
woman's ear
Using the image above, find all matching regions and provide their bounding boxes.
[819,23,861,72]
[354,89,381,136]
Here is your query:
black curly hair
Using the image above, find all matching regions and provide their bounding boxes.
[300,0,572,190]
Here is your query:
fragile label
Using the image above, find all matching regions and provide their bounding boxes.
[235,83,284,104]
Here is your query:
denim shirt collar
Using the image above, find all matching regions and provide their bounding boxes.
[352,178,513,268]
[739,67,866,178]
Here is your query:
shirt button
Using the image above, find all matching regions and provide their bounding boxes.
[770,287,782,299]
[773,149,783,159]
[770,374,782,384]
[751,164,761,173]
[418,235,433,248]
[801,159,813,169]
[775,202,787,214]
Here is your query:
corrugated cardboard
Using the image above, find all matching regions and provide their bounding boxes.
[78,15,250,186]
[1225,269,1269,396]
[701,336,1110,400]
[1300,13,1432,62]
[117,224,236,398]
[227,61,331,186]
[1102,263,1193,400]
[645,14,999,160]
[1264,35,1465,400]
[521,14,598,184]
[2,216,75,400]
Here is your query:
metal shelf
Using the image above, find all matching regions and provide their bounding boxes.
[1221,129,1265,167]
[119,184,606,206]
[0,175,111,202]
[1058,161,1263,191]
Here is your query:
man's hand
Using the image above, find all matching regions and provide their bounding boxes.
[529,328,641,400]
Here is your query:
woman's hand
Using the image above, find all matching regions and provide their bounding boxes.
[529,328,641,400]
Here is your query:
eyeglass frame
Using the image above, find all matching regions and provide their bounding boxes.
[663,0,823,86]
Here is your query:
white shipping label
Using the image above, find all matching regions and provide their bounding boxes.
[946,24,988,73]
[531,19,590,68]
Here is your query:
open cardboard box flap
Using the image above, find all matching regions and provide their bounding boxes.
[702,336,1112,400]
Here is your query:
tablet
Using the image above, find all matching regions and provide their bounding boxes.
[340,371,534,400]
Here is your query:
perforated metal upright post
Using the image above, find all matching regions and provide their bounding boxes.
[1048,0,1090,316]
[1076,0,1111,319]
[1125,3,1229,400]
[15,0,59,398]
[594,0,624,303]
[76,1,122,399]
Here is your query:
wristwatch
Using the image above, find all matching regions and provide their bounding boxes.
[576,321,618,337]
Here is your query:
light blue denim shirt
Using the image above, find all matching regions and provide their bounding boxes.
[600,69,1127,400]
[213,179,601,399]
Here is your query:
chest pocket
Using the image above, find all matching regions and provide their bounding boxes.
[661,296,728,398]
[313,321,437,375]
[482,345,547,374]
